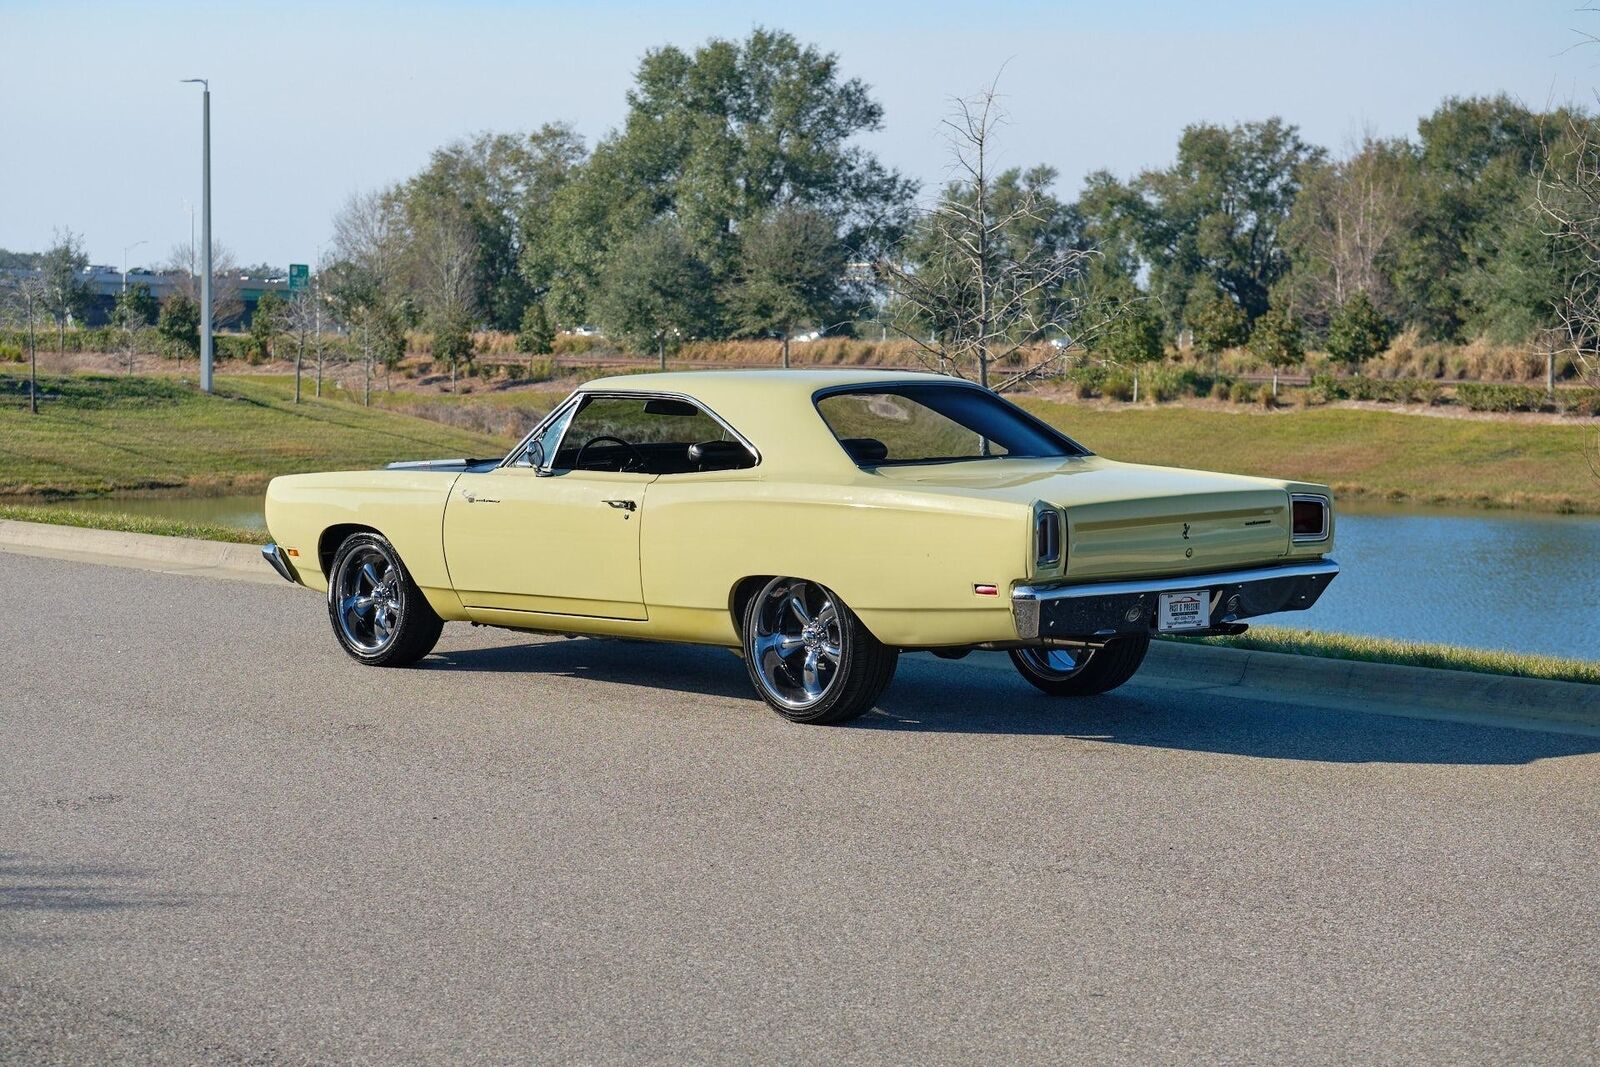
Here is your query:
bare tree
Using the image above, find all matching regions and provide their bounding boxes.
[327,190,409,406]
[1535,112,1600,473]
[874,83,1101,391]
[409,210,480,391]
[282,270,329,404]
[1283,132,1418,327]
[162,238,244,327]
[3,272,50,414]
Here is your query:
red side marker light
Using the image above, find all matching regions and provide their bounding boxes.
[974,584,998,597]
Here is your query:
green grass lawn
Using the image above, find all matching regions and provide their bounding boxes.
[1019,399,1600,514]
[0,370,508,497]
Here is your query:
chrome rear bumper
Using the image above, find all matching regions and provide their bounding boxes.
[261,543,299,584]
[1012,559,1339,640]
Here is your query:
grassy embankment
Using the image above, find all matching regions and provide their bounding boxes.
[1017,399,1600,514]
[1184,627,1600,686]
[0,370,507,498]
[0,502,259,543]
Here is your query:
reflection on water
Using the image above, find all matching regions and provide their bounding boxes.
[24,493,1600,660]
[32,493,270,531]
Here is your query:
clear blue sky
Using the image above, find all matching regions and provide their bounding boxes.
[2,0,1595,268]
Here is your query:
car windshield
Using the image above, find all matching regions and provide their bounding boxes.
[814,384,1084,466]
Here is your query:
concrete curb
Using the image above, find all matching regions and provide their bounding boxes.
[1142,640,1600,731]
[0,519,280,585]
[3,518,1596,732]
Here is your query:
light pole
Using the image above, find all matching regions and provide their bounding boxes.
[121,240,147,293]
[181,78,213,392]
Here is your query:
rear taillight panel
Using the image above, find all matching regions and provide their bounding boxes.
[1291,494,1330,543]
[1035,509,1063,566]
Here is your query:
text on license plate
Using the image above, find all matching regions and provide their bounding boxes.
[1158,590,1211,632]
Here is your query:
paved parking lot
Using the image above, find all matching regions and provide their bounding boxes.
[3,550,1598,1064]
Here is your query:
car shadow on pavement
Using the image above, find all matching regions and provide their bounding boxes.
[0,854,191,915]
[420,638,1600,766]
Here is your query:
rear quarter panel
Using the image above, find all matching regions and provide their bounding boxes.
[640,474,1030,647]
[263,470,467,619]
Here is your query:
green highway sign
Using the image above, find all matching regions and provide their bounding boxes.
[288,263,309,292]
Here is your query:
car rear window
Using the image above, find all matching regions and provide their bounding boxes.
[814,384,1081,466]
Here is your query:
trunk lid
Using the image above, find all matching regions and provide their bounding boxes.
[871,457,1292,579]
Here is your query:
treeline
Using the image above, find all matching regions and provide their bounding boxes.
[317,27,1587,380]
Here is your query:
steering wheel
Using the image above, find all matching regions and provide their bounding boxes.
[573,434,650,473]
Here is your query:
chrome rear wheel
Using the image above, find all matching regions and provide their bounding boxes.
[741,576,896,724]
[1012,646,1094,682]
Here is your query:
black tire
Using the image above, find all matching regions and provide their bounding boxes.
[326,532,443,667]
[1008,633,1150,697]
[741,577,897,725]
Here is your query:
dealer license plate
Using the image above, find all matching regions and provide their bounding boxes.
[1158,590,1210,632]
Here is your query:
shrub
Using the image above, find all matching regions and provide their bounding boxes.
[1556,388,1600,417]
[1454,383,1548,413]
[1248,308,1303,370]
[1101,374,1135,402]
[0,342,21,363]
[1187,290,1250,356]
[1306,374,1343,405]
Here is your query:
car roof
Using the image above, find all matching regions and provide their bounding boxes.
[575,367,951,394]
[570,368,973,474]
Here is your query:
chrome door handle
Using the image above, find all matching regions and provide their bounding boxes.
[603,499,637,512]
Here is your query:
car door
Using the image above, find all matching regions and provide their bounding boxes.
[443,399,653,620]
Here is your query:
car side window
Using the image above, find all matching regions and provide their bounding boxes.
[551,395,756,475]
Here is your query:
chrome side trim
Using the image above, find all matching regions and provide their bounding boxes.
[261,543,298,584]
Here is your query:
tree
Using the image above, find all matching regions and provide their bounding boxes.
[1249,307,1304,396]
[157,293,201,362]
[1281,134,1420,331]
[2,272,49,414]
[517,300,555,369]
[249,290,287,363]
[725,206,848,367]
[593,220,715,368]
[327,189,411,406]
[403,124,586,329]
[1082,119,1322,332]
[112,283,158,372]
[544,28,912,326]
[1187,287,1250,359]
[1326,293,1391,374]
[39,228,89,355]
[875,84,1099,390]
[1091,280,1164,402]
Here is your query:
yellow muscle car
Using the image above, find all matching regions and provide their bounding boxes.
[262,369,1337,724]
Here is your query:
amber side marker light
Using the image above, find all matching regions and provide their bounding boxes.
[974,584,999,597]
[286,548,300,557]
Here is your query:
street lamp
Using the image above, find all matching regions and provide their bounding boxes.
[180,77,213,393]
[121,240,147,293]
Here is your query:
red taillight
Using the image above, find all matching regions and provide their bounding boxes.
[1291,496,1328,541]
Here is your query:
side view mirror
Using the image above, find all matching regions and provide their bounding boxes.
[521,440,550,475]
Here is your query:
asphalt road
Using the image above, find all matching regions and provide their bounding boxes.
[3,551,1598,1066]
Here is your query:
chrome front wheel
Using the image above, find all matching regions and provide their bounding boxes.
[334,544,404,654]
[325,532,443,667]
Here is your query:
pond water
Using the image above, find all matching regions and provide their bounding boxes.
[24,492,1600,661]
